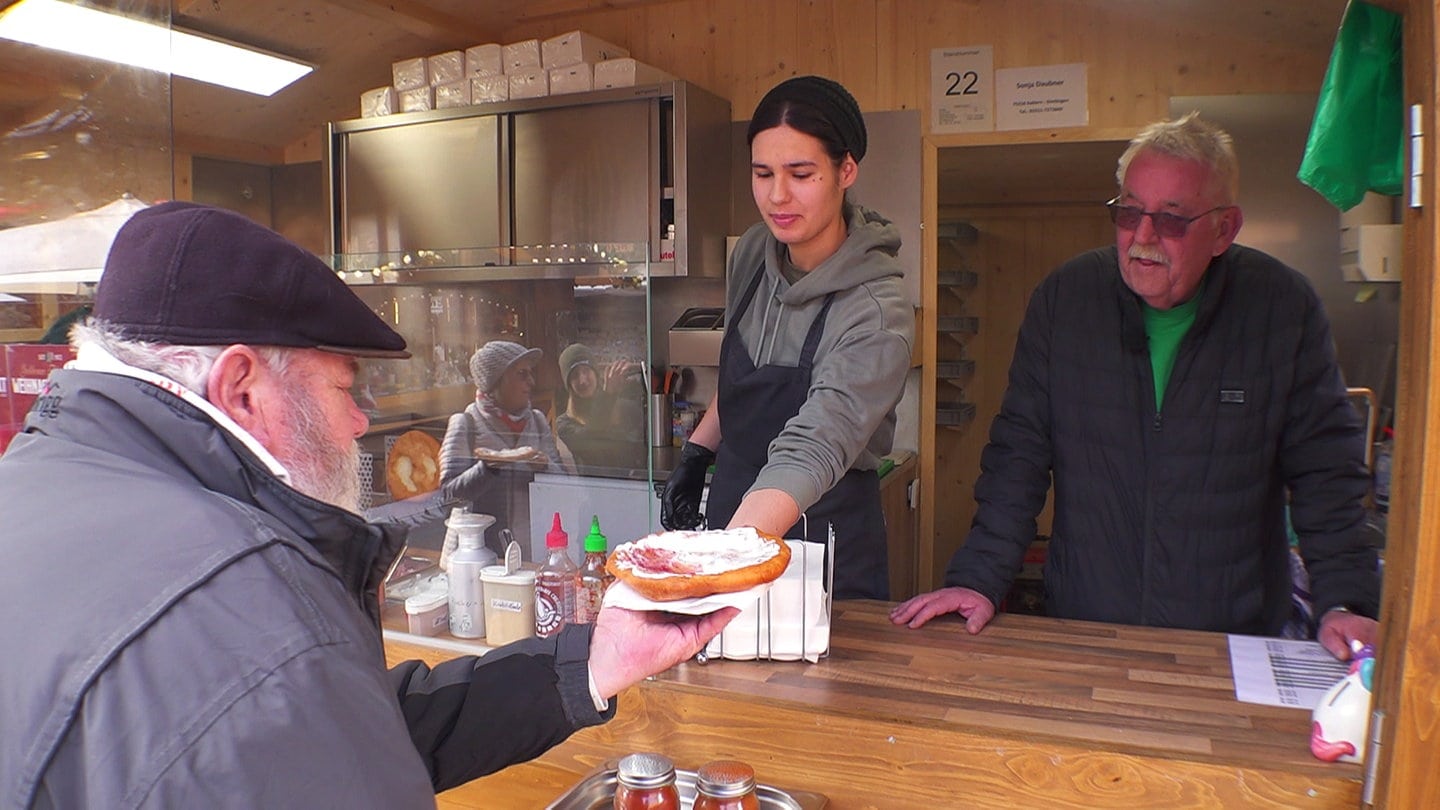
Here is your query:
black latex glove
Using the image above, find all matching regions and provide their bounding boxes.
[661,440,715,530]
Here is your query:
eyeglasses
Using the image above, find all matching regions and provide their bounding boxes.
[1105,197,1232,238]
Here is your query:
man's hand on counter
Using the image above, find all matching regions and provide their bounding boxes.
[1317,607,1379,661]
[890,586,996,634]
[588,605,740,700]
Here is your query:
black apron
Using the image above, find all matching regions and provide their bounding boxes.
[705,263,889,600]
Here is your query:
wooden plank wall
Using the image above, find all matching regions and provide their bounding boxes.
[495,0,1344,128]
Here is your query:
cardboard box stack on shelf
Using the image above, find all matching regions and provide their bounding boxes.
[360,30,671,117]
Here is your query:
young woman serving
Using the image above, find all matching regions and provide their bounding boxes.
[659,75,914,599]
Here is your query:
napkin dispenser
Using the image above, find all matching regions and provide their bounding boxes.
[668,307,724,367]
[702,535,832,663]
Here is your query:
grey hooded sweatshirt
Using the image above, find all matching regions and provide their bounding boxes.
[725,204,914,512]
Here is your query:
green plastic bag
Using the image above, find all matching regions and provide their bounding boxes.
[1297,1,1404,212]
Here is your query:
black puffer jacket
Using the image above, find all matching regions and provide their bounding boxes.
[946,245,1379,634]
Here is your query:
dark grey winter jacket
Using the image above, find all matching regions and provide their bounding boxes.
[946,245,1380,634]
[0,368,608,809]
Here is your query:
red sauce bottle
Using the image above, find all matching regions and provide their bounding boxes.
[613,753,680,810]
[693,760,760,810]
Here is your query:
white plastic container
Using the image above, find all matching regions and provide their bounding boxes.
[405,589,449,637]
[447,512,497,639]
[482,565,537,646]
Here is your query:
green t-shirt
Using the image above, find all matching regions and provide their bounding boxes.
[1142,293,1201,410]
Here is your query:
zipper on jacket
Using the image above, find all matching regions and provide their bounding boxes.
[1140,359,1160,626]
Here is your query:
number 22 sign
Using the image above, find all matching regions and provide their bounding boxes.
[931,45,994,134]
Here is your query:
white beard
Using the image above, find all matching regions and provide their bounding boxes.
[275,394,363,513]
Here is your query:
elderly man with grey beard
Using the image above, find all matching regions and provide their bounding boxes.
[0,202,736,809]
[893,113,1380,660]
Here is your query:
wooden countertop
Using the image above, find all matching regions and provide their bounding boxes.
[385,601,1362,809]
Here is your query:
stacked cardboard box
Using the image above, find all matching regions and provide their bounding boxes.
[594,57,673,89]
[362,31,670,118]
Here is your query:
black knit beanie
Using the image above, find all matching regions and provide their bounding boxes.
[751,75,867,163]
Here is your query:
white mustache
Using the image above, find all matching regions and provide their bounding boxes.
[1128,245,1169,266]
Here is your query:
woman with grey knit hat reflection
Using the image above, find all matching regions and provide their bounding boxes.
[658,75,915,600]
[439,339,562,557]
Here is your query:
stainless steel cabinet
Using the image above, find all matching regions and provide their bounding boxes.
[326,81,730,277]
[512,101,651,247]
[338,115,503,254]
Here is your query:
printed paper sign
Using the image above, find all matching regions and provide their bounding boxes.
[995,63,1088,131]
[1229,635,1348,709]
[930,45,993,134]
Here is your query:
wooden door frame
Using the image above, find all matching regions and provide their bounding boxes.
[1372,0,1439,805]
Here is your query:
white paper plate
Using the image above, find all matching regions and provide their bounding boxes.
[601,579,772,615]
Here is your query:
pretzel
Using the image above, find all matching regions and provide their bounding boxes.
[386,430,441,499]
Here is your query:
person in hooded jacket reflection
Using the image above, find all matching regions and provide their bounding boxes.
[554,343,647,471]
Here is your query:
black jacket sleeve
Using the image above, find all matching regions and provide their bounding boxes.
[388,623,614,791]
[1279,287,1380,619]
[943,274,1057,606]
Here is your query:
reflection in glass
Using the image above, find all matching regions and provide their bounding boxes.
[346,246,655,557]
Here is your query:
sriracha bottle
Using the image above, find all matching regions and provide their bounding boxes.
[535,513,577,638]
[575,515,611,624]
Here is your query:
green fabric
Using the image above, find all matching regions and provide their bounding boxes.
[1143,295,1199,411]
[1297,1,1404,211]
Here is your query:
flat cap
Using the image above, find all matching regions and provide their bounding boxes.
[94,201,408,359]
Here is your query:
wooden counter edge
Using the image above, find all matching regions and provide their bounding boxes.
[386,639,1362,809]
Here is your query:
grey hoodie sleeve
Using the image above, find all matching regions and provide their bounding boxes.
[751,279,914,511]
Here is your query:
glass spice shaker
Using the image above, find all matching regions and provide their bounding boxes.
[693,759,760,810]
[613,752,680,810]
